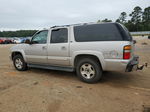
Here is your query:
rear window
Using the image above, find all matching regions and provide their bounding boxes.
[74,23,123,42]
[116,23,132,41]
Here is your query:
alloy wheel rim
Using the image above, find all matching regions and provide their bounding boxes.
[15,58,23,69]
[80,63,95,79]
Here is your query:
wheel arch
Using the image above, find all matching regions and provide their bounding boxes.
[73,52,106,70]
[11,50,26,62]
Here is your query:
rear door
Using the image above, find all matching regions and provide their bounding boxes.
[47,27,70,66]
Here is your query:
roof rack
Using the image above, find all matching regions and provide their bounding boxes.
[50,22,96,28]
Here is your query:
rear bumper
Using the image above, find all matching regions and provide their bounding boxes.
[104,56,139,72]
[126,56,139,72]
[104,59,129,71]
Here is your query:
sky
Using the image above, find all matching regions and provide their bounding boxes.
[0,0,149,31]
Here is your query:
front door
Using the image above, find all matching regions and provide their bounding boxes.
[24,30,48,64]
[47,28,70,66]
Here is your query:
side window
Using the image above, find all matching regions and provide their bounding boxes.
[51,28,68,43]
[74,24,123,42]
[32,30,48,44]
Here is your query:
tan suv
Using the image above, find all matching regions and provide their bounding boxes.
[10,22,144,83]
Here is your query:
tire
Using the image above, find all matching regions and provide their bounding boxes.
[76,58,102,83]
[13,54,28,71]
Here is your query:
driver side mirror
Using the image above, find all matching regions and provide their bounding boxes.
[25,39,38,44]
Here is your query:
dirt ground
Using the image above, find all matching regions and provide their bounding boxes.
[0,38,150,112]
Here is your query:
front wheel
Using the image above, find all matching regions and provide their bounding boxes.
[13,55,28,71]
[76,58,103,83]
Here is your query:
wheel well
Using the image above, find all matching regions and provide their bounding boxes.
[74,54,102,69]
[11,52,23,60]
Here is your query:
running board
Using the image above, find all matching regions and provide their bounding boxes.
[28,64,74,72]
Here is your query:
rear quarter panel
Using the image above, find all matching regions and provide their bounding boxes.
[70,41,132,70]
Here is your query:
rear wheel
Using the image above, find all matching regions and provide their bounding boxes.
[13,55,28,71]
[76,58,102,83]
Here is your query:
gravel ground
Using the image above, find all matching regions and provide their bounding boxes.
[0,38,150,112]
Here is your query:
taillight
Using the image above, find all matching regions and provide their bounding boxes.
[123,45,131,59]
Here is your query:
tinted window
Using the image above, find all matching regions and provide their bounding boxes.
[51,28,68,43]
[32,30,48,44]
[74,23,123,42]
[115,23,132,41]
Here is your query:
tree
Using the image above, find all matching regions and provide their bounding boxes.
[124,20,135,31]
[97,20,101,23]
[117,12,127,24]
[101,18,112,22]
[0,30,37,37]
[129,6,142,24]
[116,19,120,23]
[114,6,150,31]
[142,6,150,22]
[129,6,143,31]
[142,6,150,31]
[97,18,112,23]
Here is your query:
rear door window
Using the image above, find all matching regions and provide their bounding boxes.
[51,28,68,43]
[74,23,123,42]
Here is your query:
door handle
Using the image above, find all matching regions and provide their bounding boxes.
[42,46,47,50]
[61,46,66,50]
